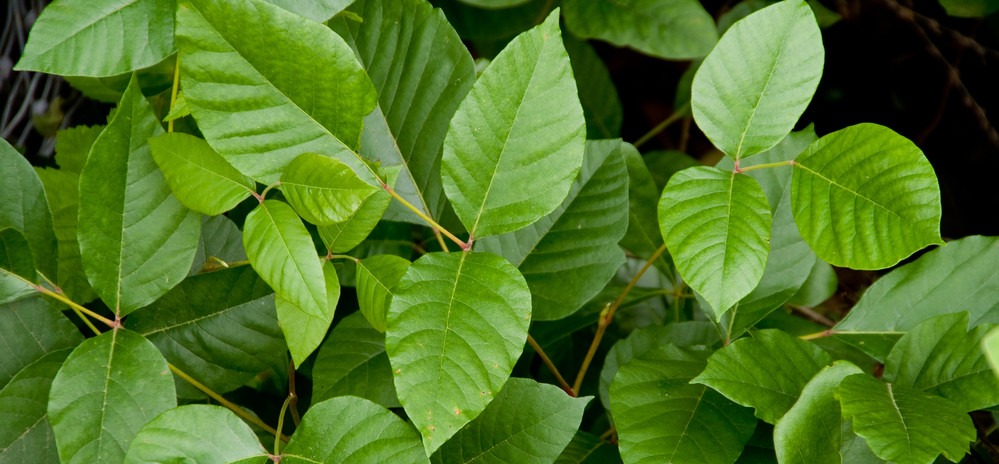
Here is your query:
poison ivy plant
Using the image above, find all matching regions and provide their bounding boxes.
[4,0,989,462]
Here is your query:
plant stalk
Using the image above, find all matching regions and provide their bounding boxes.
[527,334,574,396]
[634,103,690,148]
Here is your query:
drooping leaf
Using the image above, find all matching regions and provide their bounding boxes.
[0,139,57,282]
[692,0,823,158]
[791,123,943,269]
[0,349,71,464]
[125,266,285,398]
[835,235,999,359]
[477,138,628,320]
[692,329,831,424]
[658,166,771,315]
[555,431,622,464]
[0,228,38,304]
[189,215,248,275]
[838,374,975,464]
[124,405,265,464]
[441,10,585,238]
[0,297,82,389]
[430,378,590,464]
[313,311,400,408]
[275,260,339,367]
[561,0,717,59]
[77,75,201,316]
[48,329,177,464]
[386,251,531,453]
[149,133,255,216]
[282,396,429,464]
[773,361,863,464]
[331,0,476,224]
[883,312,999,412]
[263,0,354,21]
[356,255,411,333]
[611,343,757,464]
[14,0,175,76]
[176,0,378,183]
[563,32,623,138]
[280,153,380,226]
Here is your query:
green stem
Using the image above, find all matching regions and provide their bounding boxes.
[274,394,294,454]
[382,184,467,250]
[327,254,360,263]
[527,335,574,396]
[799,329,838,340]
[36,285,117,328]
[737,160,794,173]
[258,182,281,203]
[168,54,181,133]
[634,102,690,148]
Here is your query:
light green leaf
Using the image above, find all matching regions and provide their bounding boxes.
[883,312,999,412]
[77,75,201,316]
[611,343,757,464]
[0,228,38,304]
[264,0,353,21]
[313,312,400,408]
[386,251,531,453]
[838,374,975,464]
[619,145,673,278]
[0,297,82,388]
[331,0,476,224]
[124,405,265,464]
[692,329,831,424]
[356,255,411,333]
[564,32,623,138]
[430,378,590,464]
[315,164,399,254]
[984,326,999,381]
[0,349,70,464]
[48,329,177,464]
[125,266,285,398]
[938,0,999,17]
[190,215,248,275]
[280,153,380,226]
[692,0,823,158]
[835,235,999,359]
[14,0,175,76]
[176,0,377,183]
[275,260,339,367]
[282,396,429,464]
[162,92,190,122]
[561,0,717,59]
[441,10,585,238]
[791,123,943,269]
[658,166,771,315]
[555,431,622,464]
[149,133,255,216]
[477,138,628,320]
[0,139,57,282]
[773,361,863,464]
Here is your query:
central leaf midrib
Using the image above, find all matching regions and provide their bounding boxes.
[434,252,469,417]
[262,204,326,316]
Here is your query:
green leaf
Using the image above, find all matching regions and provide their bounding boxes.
[441,10,585,238]
[77,75,201,316]
[176,0,377,183]
[555,431,622,464]
[275,260,339,367]
[658,166,771,315]
[435,0,553,42]
[477,138,628,320]
[0,297,83,388]
[124,405,264,464]
[984,326,999,381]
[0,228,38,304]
[430,378,590,464]
[313,311,400,408]
[356,255,411,333]
[331,0,475,224]
[0,349,71,464]
[791,123,943,269]
[938,0,999,17]
[264,0,353,21]
[14,0,175,76]
[787,259,837,307]
[149,133,255,216]
[561,0,717,59]
[564,32,623,138]
[162,92,190,122]
[282,396,429,464]
[280,153,380,226]
[386,251,531,453]
[0,139,57,282]
[692,329,831,424]
[55,125,103,173]
[838,374,975,464]
[692,0,823,158]
[190,215,248,275]
[883,312,999,412]
[48,329,177,464]
[611,343,757,464]
[619,145,674,278]
[125,266,286,398]
[773,361,863,464]
[835,235,999,359]
[34,168,94,302]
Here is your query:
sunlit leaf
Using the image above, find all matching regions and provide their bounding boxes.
[149,133,255,216]
[280,153,380,226]
[275,260,338,366]
[264,0,353,22]
[124,405,265,464]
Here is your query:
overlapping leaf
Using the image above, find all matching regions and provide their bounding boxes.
[430,378,590,464]
[15,0,175,76]
[149,133,255,216]
[386,251,531,453]
[280,153,379,225]
[441,10,585,238]
[48,329,176,464]
[0,139,57,282]
[791,123,943,269]
[0,349,70,464]
[189,215,247,275]
[0,228,37,304]
[619,145,671,277]
[658,166,771,315]
[477,138,628,320]
[555,431,622,464]
[275,260,339,366]
[561,0,717,59]
[313,312,400,408]
[692,0,823,158]
[564,32,623,138]
[77,75,201,315]
[0,297,82,388]
[356,255,411,332]
[264,0,353,21]
[124,405,265,464]
[176,0,377,183]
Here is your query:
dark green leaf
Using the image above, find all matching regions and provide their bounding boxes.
[189,215,248,275]
[564,32,623,138]
[555,431,622,464]
[313,312,400,408]
[0,228,37,304]
[0,297,82,388]
[938,0,999,17]
[787,259,837,307]
[356,255,411,332]
[149,133,255,216]
[0,139,57,282]
[124,405,265,464]
[0,349,71,464]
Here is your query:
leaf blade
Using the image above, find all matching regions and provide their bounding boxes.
[280,153,380,226]
[149,133,255,216]
[124,405,265,464]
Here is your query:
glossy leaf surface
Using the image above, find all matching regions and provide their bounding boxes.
[386,251,531,453]
[148,133,255,216]
[124,405,264,464]
[356,255,411,332]
[312,312,399,408]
